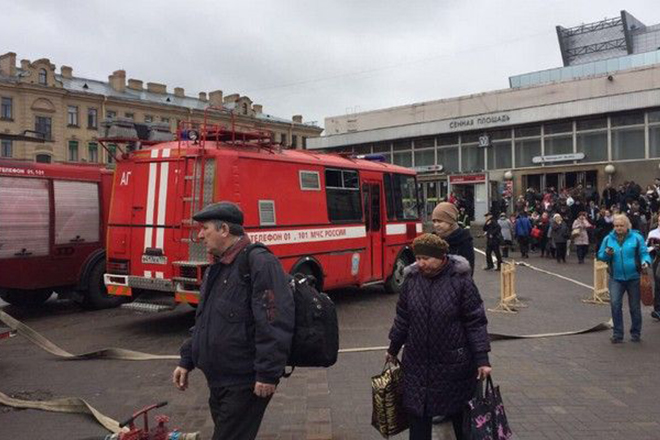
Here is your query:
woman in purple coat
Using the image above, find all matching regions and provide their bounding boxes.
[387,233,492,440]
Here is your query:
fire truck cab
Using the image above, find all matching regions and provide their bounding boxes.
[104,116,421,308]
[0,160,124,309]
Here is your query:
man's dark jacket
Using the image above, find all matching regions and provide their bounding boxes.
[483,220,502,246]
[179,236,294,387]
[388,256,490,418]
[443,227,475,275]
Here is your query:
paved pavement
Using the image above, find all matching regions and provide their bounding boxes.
[2,246,660,439]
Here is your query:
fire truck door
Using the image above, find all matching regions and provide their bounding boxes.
[363,182,383,280]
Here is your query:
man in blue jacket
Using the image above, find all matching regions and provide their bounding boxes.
[598,214,651,343]
[173,202,294,440]
[515,211,532,258]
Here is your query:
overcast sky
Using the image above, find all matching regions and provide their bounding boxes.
[2,0,659,131]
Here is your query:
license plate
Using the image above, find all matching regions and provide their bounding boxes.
[141,255,167,265]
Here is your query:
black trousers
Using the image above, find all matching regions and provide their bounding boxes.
[485,243,502,269]
[518,236,529,257]
[208,384,272,440]
[555,242,567,262]
[409,412,464,440]
[576,244,589,263]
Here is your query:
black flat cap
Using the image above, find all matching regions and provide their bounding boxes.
[193,202,244,225]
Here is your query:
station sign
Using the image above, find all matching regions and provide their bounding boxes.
[532,153,585,164]
[449,173,486,184]
[413,164,443,173]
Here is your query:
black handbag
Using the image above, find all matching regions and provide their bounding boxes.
[463,377,512,440]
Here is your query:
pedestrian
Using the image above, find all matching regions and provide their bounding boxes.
[646,224,660,321]
[595,209,613,252]
[173,202,295,440]
[386,233,492,440]
[483,212,503,271]
[572,212,593,264]
[535,212,550,258]
[550,214,569,263]
[432,202,475,275]
[515,211,532,258]
[598,214,651,343]
[457,206,471,230]
[498,213,514,258]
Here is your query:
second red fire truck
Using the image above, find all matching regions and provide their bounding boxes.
[103,112,421,309]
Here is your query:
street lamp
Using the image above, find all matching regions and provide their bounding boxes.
[604,164,616,184]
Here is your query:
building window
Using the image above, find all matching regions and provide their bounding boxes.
[514,138,541,168]
[576,117,608,163]
[88,142,98,163]
[611,112,645,160]
[161,117,170,123]
[437,147,459,173]
[67,106,79,126]
[650,110,660,158]
[35,116,52,140]
[107,144,117,164]
[302,136,307,149]
[87,108,98,129]
[242,102,249,115]
[68,141,79,162]
[414,137,434,149]
[393,151,412,168]
[38,68,47,85]
[461,144,484,172]
[145,115,153,123]
[124,112,134,120]
[106,110,117,119]
[544,135,573,156]
[414,149,434,167]
[1,97,12,120]
[1,139,12,157]
[292,135,298,148]
[487,140,513,170]
[393,140,411,151]
[281,133,287,146]
[35,154,51,163]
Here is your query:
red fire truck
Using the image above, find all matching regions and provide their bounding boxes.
[103,113,421,308]
[0,160,125,309]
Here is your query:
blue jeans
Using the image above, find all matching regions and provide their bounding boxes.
[609,278,642,340]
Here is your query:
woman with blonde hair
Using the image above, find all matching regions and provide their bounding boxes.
[598,213,651,343]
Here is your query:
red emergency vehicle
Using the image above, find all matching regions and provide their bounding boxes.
[0,160,124,309]
[103,112,421,307]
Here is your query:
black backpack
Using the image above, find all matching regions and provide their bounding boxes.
[238,243,339,373]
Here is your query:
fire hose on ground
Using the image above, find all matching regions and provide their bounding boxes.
[0,309,611,436]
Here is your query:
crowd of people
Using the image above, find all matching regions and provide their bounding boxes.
[477,180,660,268]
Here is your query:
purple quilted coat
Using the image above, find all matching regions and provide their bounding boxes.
[388,255,491,418]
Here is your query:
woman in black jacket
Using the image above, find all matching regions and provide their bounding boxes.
[387,234,491,440]
[431,202,475,275]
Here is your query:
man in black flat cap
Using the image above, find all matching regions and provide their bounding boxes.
[172,201,294,440]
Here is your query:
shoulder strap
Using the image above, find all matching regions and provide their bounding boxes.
[238,242,270,284]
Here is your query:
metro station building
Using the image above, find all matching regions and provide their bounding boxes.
[308,10,660,220]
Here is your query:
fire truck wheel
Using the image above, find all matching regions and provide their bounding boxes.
[82,261,129,310]
[385,253,412,295]
[0,288,53,307]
